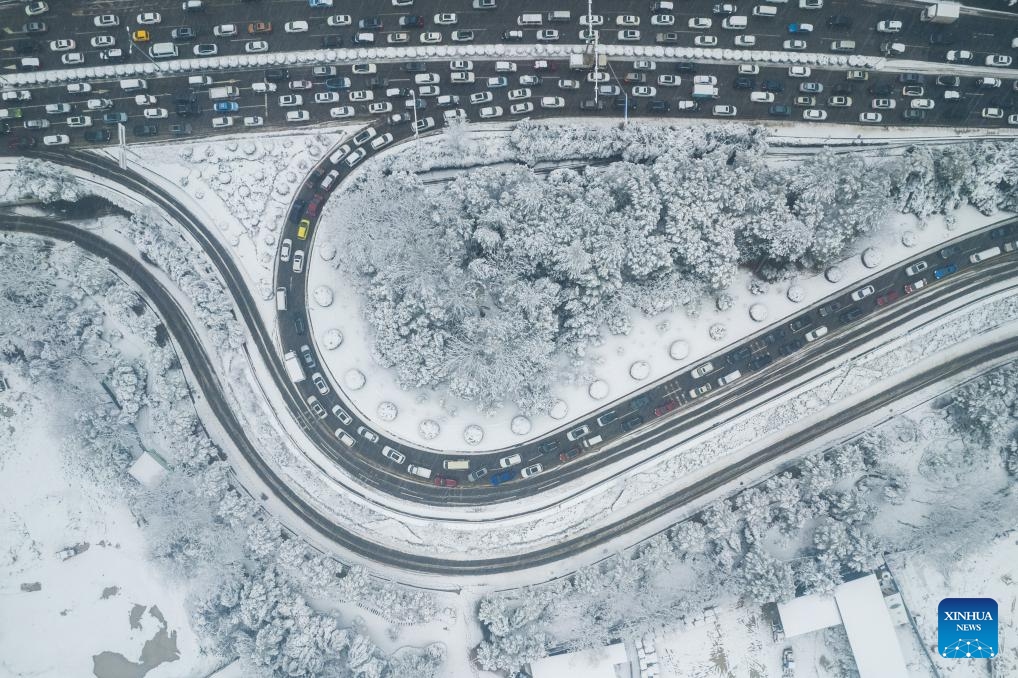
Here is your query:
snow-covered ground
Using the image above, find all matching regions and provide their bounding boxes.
[0,371,208,678]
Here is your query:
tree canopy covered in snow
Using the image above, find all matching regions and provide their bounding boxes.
[329,123,1018,412]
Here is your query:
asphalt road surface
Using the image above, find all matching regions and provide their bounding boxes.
[3,0,1016,68]
[5,211,1018,573]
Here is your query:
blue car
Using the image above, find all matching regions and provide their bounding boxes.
[934,263,958,279]
[308,0,331,6]
[214,101,239,112]
[490,469,515,486]
[788,23,812,33]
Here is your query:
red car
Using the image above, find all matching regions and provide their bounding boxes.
[433,475,458,488]
[653,399,677,417]
[559,446,581,463]
[904,279,926,294]
[877,290,899,306]
[306,194,324,218]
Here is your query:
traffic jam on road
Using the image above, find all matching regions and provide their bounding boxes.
[3,1,1018,146]
[6,1,1018,490]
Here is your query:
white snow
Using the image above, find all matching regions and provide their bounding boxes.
[529,642,629,678]
[127,451,169,489]
[778,593,843,637]
[834,575,910,678]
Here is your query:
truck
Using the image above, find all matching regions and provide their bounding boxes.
[921,1,960,24]
[283,351,306,382]
[692,84,719,99]
[208,85,240,100]
[970,246,1001,263]
[569,52,607,71]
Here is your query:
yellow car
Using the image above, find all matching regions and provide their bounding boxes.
[132,29,150,42]
[296,219,310,240]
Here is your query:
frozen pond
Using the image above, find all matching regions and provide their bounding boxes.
[92,605,180,678]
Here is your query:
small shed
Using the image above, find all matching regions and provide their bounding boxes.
[128,450,169,488]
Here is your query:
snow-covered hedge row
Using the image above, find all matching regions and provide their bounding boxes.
[326,124,1018,414]
[0,43,879,87]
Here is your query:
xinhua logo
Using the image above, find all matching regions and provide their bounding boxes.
[938,598,998,658]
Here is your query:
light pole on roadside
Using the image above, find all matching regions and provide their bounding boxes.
[409,88,419,139]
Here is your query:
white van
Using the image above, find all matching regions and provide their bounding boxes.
[970,246,1001,263]
[188,75,213,87]
[581,434,603,449]
[443,459,471,470]
[148,42,178,59]
[495,61,517,72]
[652,1,675,11]
[546,10,571,22]
[753,5,778,16]
[517,13,543,26]
[275,288,286,311]
[722,16,748,29]
[120,78,147,91]
[831,40,856,52]
[717,370,742,386]
[407,464,433,479]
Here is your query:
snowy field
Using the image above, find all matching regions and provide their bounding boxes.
[0,369,208,678]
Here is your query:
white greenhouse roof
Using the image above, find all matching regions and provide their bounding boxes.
[530,642,629,678]
[777,592,843,637]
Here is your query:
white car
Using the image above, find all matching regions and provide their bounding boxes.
[90,35,115,48]
[521,463,543,479]
[67,83,92,94]
[540,96,564,108]
[450,60,473,71]
[327,15,352,26]
[136,12,161,24]
[387,31,410,44]
[910,98,935,110]
[370,132,394,150]
[632,86,656,97]
[94,14,119,27]
[739,64,760,75]
[982,107,1004,119]
[243,116,264,127]
[713,105,737,117]
[537,29,560,41]
[803,109,827,120]
[245,40,269,53]
[330,106,355,118]
[500,453,522,468]
[143,107,168,119]
[213,24,237,37]
[50,39,75,51]
[634,59,656,71]
[510,102,534,115]
[284,21,309,33]
[735,35,756,47]
[580,14,604,26]
[43,134,69,146]
[876,20,902,32]
[784,39,807,50]
[651,14,675,26]
[788,66,811,78]
[557,79,580,90]
[986,54,1013,67]
[750,91,775,103]
[508,88,531,101]
[617,15,640,26]
[415,73,440,85]
[434,13,457,25]
[946,50,973,63]
[252,82,277,93]
[66,115,91,127]
[694,35,718,46]
[211,116,233,128]
[479,105,503,118]
[61,52,84,65]
[279,94,303,106]
[617,29,641,41]
[368,101,392,114]
[420,32,442,44]
[804,326,829,342]
[314,92,340,104]
[689,17,712,30]
[44,102,70,114]
[349,90,373,102]
[657,74,681,87]
[286,110,310,123]
[134,94,156,106]
[292,251,305,273]
[851,285,875,301]
[800,0,823,7]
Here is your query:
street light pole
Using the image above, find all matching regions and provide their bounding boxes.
[124,25,166,72]
[410,89,419,139]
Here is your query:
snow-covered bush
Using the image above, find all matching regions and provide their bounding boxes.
[376,401,398,421]
[786,284,805,303]
[548,399,568,420]
[344,369,365,390]
[588,380,609,400]
[418,419,440,440]
[313,285,334,307]
[629,360,650,380]
[749,303,768,322]
[668,340,690,360]
[861,247,882,268]
[463,424,484,445]
[322,329,343,349]
[825,266,843,283]
[709,323,727,341]
[3,158,86,204]
[510,415,532,435]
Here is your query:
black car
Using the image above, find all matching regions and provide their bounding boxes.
[778,338,805,357]
[928,31,955,45]
[728,345,752,364]
[175,95,200,117]
[84,129,111,143]
[831,83,852,95]
[621,414,644,432]
[358,17,383,31]
[650,100,670,112]
[614,97,636,111]
[818,300,844,318]
[789,315,813,333]
[749,353,774,370]
[632,394,651,409]
[538,440,560,455]
[294,316,306,335]
[840,307,865,323]
[734,76,755,90]
[23,21,47,33]
[768,104,791,117]
[940,244,962,259]
[321,35,342,48]
[265,68,290,81]
[171,27,196,41]
[290,200,307,223]
[675,62,696,73]
[103,112,127,124]
[366,76,387,89]
[869,83,894,96]
[899,73,924,84]
[403,62,428,73]
[990,225,1012,240]
[133,124,159,137]
[0,121,9,135]
[559,446,581,463]
[14,39,37,54]
[580,99,605,111]
[935,75,960,88]
[761,79,784,92]
[902,109,926,122]
[827,15,852,29]
[170,123,192,136]
[7,135,36,150]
